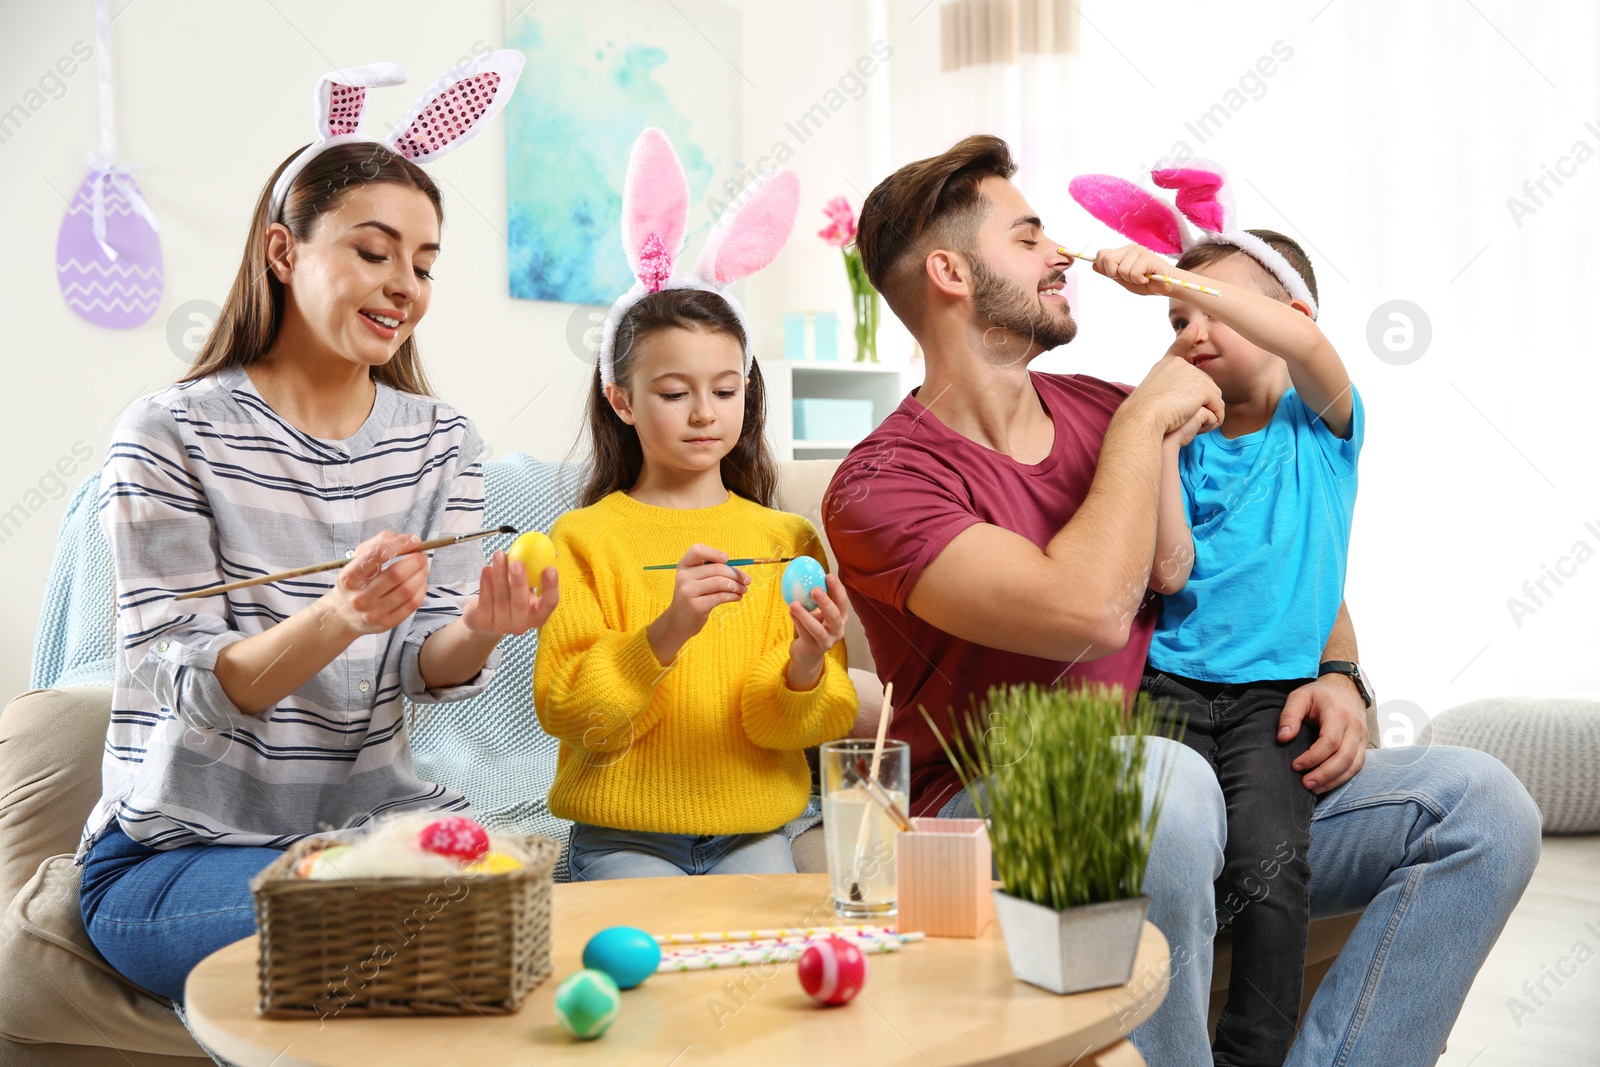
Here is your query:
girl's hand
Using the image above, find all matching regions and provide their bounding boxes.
[318,531,429,638]
[462,549,559,639]
[788,573,849,679]
[648,544,750,662]
[1094,243,1187,298]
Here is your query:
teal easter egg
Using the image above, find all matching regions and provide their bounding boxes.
[782,555,828,611]
[582,926,661,990]
[554,969,621,1039]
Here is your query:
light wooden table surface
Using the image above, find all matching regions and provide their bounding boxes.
[185,872,1168,1067]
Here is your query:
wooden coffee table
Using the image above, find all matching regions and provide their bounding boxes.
[185,873,1167,1066]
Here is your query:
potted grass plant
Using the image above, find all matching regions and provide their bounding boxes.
[923,683,1173,995]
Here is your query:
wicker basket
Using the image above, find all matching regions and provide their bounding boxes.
[250,832,559,1019]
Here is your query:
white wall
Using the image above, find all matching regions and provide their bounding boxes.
[0,0,882,699]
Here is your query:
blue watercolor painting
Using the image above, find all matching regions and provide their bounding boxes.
[505,1,740,305]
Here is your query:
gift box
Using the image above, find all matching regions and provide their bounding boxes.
[895,817,993,938]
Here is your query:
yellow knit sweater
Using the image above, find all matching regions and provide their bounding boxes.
[533,490,858,835]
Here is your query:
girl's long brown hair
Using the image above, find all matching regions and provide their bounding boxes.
[576,288,778,508]
[180,142,444,395]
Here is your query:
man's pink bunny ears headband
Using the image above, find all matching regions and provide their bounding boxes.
[268,52,525,223]
[1068,160,1317,319]
[597,128,800,387]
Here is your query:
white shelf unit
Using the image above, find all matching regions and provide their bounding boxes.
[763,359,924,461]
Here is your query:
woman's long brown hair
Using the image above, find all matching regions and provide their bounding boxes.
[179,142,444,396]
[575,288,778,508]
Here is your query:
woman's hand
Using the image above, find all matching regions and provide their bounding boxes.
[786,573,849,690]
[317,531,429,638]
[462,550,559,639]
[647,544,750,664]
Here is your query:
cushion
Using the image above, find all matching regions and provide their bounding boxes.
[1420,697,1600,833]
[0,688,116,899]
[0,856,202,1057]
[0,687,200,1054]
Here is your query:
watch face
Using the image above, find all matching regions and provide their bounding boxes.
[1355,664,1375,707]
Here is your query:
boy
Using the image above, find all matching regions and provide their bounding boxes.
[1096,230,1362,1067]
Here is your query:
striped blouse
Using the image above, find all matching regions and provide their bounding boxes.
[80,365,500,855]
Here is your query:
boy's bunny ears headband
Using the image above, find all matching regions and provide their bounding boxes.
[1068,160,1317,319]
[268,52,525,223]
[597,127,800,387]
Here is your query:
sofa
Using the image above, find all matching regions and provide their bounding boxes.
[0,453,1358,1064]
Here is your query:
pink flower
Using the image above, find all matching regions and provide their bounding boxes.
[818,195,858,247]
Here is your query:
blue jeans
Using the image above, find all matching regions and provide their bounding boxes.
[938,737,1541,1067]
[79,824,284,1002]
[566,822,796,880]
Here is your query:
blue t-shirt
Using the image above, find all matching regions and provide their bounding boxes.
[1147,386,1363,683]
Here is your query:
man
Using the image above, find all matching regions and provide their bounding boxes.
[823,134,1540,1065]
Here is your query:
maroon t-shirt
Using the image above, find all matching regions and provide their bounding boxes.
[823,372,1158,817]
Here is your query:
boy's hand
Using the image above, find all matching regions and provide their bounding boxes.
[462,549,559,638]
[1094,243,1190,298]
[1167,404,1220,449]
[787,573,849,690]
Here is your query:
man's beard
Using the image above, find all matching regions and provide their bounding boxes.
[968,256,1077,365]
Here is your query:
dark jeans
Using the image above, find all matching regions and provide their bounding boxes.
[1142,669,1317,1067]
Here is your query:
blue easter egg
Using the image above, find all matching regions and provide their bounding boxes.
[581,926,661,990]
[782,555,828,611]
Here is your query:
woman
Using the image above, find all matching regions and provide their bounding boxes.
[78,104,555,999]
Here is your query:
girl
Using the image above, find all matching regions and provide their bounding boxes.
[534,129,857,880]
[77,56,555,1002]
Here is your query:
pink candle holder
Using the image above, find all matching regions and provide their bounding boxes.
[895,818,993,938]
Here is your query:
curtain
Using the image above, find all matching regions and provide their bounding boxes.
[940,0,1080,70]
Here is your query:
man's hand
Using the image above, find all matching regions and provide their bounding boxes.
[1280,672,1369,794]
[1125,326,1225,437]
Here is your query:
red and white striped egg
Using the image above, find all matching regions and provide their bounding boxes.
[797,936,868,1006]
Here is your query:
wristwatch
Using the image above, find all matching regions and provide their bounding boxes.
[1318,660,1374,709]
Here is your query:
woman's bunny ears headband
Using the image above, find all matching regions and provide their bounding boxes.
[597,128,800,387]
[1068,160,1317,319]
[268,52,525,223]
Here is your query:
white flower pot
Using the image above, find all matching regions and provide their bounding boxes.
[991,890,1150,995]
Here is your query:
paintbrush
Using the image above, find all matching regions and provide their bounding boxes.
[1061,247,1223,297]
[642,556,794,571]
[849,681,896,902]
[172,526,518,601]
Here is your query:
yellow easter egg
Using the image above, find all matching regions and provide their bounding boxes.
[507,531,556,593]
[466,851,523,875]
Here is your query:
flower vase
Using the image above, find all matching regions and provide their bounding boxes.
[844,247,879,363]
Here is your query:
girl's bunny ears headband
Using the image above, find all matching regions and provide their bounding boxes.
[268,52,525,223]
[597,127,800,387]
[1068,160,1317,319]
